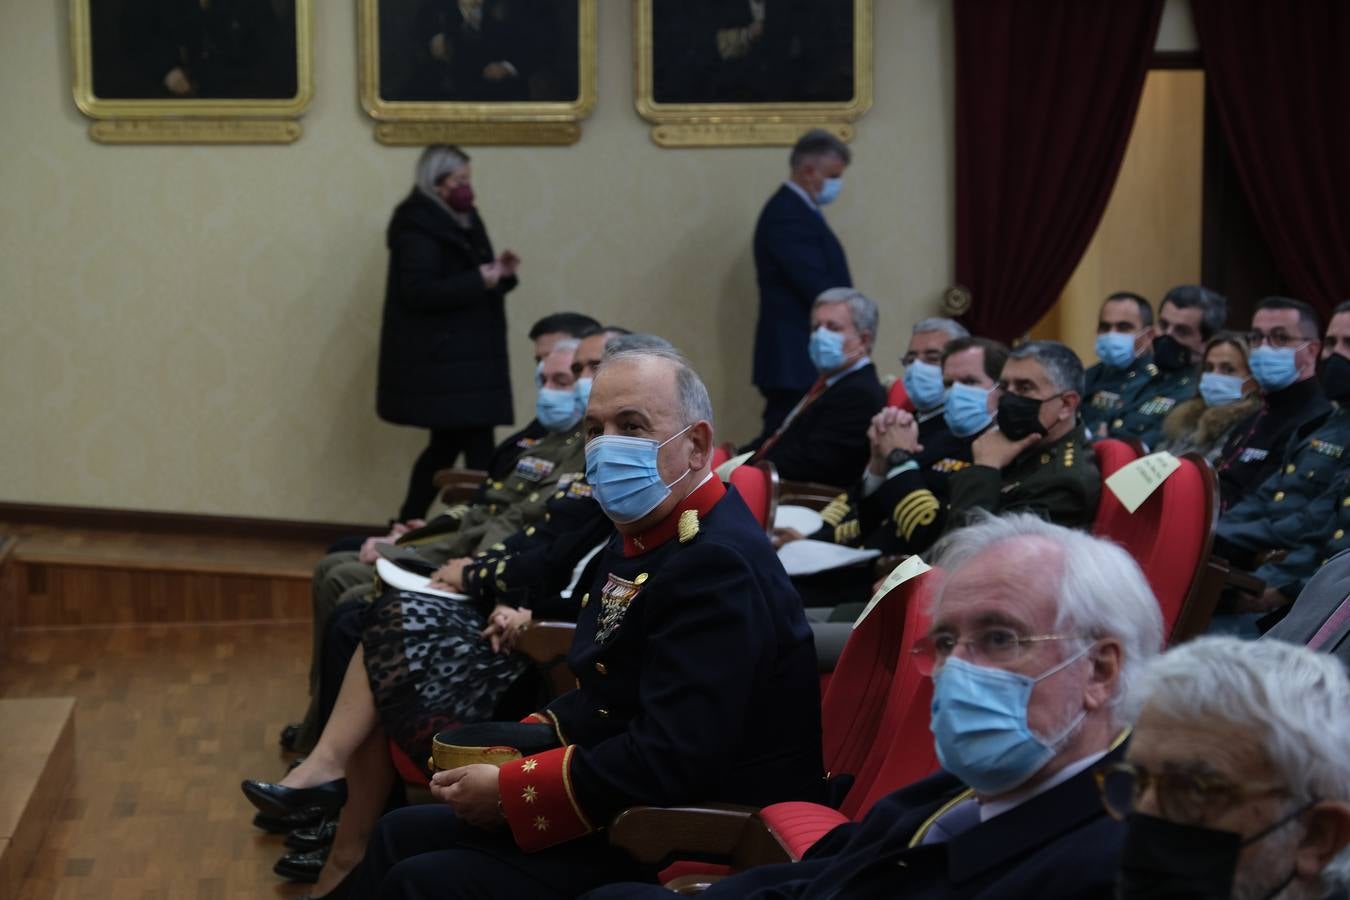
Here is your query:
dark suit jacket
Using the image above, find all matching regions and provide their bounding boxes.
[761,364,886,488]
[752,185,852,393]
[1264,548,1350,671]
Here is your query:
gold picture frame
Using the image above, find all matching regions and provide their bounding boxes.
[358,0,597,146]
[634,0,873,147]
[70,0,314,144]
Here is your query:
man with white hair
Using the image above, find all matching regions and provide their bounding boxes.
[1107,636,1350,899]
[750,287,886,487]
[341,347,825,899]
[590,513,1165,899]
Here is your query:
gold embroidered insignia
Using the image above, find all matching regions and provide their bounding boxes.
[534,815,550,831]
[521,759,539,772]
[522,786,538,804]
[596,573,643,643]
[678,509,700,544]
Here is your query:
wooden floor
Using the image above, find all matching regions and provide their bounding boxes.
[1,621,317,899]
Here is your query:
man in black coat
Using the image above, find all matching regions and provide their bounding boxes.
[378,145,522,521]
[751,129,854,445]
[752,288,885,488]
[339,347,825,899]
[590,513,1166,900]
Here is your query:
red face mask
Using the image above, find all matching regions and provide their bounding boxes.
[446,183,475,212]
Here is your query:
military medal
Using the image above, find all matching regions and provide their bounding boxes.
[595,572,645,644]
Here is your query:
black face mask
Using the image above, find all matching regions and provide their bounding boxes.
[1320,352,1350,403]
[1115,810,1305,900]
[996,392,1051,441]
[1152,334,1195,372]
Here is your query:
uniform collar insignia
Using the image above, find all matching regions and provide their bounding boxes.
[623,475,725,557]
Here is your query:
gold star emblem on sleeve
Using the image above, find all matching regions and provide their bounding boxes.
[534,815,551,831]
[521,759,539,772]
[678,508,700,544]
[521,785,538,804]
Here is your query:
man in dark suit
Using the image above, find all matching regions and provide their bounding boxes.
[339,347,824,899]
[752,288,886,488]
[589,513,1165,900]
[751,129,854,445]
[1265,548,1350,669]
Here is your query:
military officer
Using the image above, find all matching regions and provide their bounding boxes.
[1214,297,1331,508]
[947,341,1101,530]
[343,346,825,899]
[1082,292,1156,437]
[1105,285,1227,449]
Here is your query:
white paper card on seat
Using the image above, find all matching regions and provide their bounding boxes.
[854,555,932,630]
[774,504,824,536]
[777,539,881,578]
[1105,451,1182,514]
[375,557,469,601]
[715,451,755,482]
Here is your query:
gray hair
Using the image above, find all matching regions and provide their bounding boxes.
[790,128,851,168]
[813,288,879,347]
[1161,285,1228,340]
[602,333,674,358]
[414,144,470,199]
[1133,636,1350,889]
[603,347,714,428]
[548,338,580,356]
[1008,340,1085,396]
[929,513,1164,728]
[912,317,971,342]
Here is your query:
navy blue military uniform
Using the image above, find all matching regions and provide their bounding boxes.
[1254,471,1350,604]
[587,737,1131,900]
[1082,353,1155,437]
[347,477,826,899]
[752,184,852,434]
[757,363,886,488]
[1214,377,1331,510]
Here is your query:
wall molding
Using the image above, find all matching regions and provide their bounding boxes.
[0,502,382,545]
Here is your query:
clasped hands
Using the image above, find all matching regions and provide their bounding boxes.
[479,250,521,288]
[867,407,923,475]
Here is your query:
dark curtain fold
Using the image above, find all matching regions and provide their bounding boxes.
[1192,0,1350,320]
[953,0,1164,343]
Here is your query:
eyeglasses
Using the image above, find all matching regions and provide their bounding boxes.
[1094,761,1288,824]
[910,628,1082,676]
[1247,329,1308,349]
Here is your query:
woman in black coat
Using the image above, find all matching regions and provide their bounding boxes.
[378,145,520,521]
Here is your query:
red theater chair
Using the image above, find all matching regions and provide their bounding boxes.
[886,378,916,412]
[728,461,779,534]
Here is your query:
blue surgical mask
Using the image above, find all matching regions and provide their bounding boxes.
[816,177,843,206]
[573,377,593,419]
[1249,345,1302,392]
[1095,332,1138,370]
[585,426,693,525]
[904,360,946,411]
[1198,372,1248,408]
[930,647,1090,795]
[809,327,847,372]
[944,383,994,437]
[536,387,580,432]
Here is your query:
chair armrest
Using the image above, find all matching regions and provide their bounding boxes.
[778,480,844,512]
[758,801,850,861]
[664,873,730,895]
[1212,556,1266,595]
[434,468,488,506]
[515,621,576,665]
[608,805,765,867]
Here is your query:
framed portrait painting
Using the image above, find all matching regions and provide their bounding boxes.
[636,0,872,146]
[358,0,597,145]
[70,0,314,144]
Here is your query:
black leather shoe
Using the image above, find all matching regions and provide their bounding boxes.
[242,778,347,817]
[252,807,323,834]
[278,722,302,751]
[285,817,337,851]
[273,846,328,883]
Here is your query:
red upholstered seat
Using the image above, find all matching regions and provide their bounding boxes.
[1089,439,1139,532]
[886,378,916,412]
[710,444,733,470]
[1090,451,1219,643]
[389,740,430,786]
[728,461,779,534]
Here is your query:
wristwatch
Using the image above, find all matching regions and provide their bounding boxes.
[886,448,912,468]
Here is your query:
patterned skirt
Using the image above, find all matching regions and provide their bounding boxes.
[361,590,529,770]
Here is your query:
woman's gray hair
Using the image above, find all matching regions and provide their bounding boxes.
[414,144,471,199]
[1133,636,1350,889]
[929,513,1164,728]
[912,317,971,342]
[603,347,714,428]
[813,288,879,347]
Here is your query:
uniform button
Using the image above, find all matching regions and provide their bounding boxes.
[1344,497,1350,507]
[492,481,503,490]
[1286,464,1296,474]
[580,593,589,608]
[525,526,536,536]
[594,662,608,675]
[635,573,649,585]
[1273,492,1285,502]
[1112,419,1124,428]
[596,708,610,718]
[528,492,539,502]
[1337,529,1345,541]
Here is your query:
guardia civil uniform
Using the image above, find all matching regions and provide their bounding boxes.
[946,425,1101,530]
[1214,377,1331,509]
[1253,470,1350,604]
[1082,353,1155,436]
[1104,364,1200,450]
[349,476,826,899]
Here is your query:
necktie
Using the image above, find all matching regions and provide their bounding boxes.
[752,378,827,462]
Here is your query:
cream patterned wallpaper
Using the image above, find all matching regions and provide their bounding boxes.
[0,1,954,523]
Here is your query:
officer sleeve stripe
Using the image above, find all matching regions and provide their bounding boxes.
[820,493,851,526]
[559,745,593,832]
[894,491,941,540]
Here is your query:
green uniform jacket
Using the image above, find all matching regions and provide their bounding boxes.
[1106,365,1199,450]
[395,426,588,564]
[946,426,1100,531]
[1082,354,1155,436]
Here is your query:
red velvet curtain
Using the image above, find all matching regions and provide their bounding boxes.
[953,0,1164,343]
[1192,0,1350,319]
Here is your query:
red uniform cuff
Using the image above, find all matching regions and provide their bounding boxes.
[520,712,549,725]
[499,746,594,852]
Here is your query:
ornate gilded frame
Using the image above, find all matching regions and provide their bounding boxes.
[70,0,314,144]
[357,0,597,146]
[634,0,873,147]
